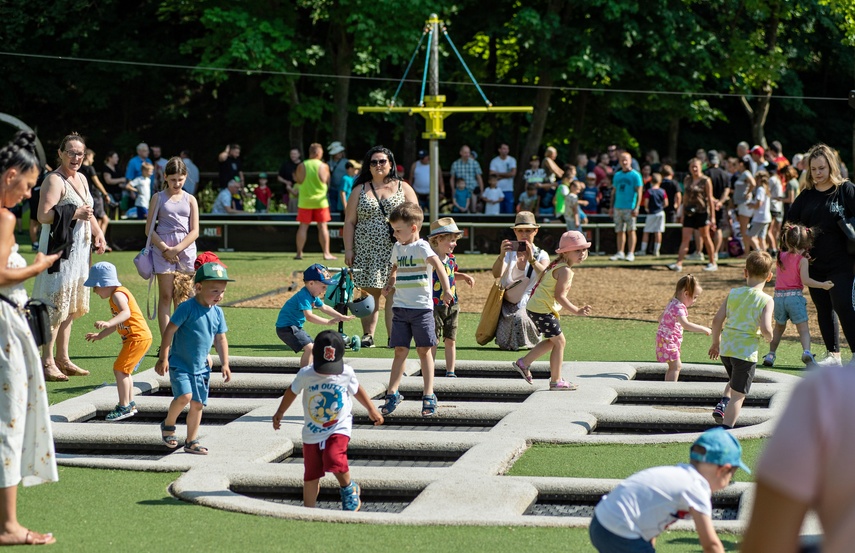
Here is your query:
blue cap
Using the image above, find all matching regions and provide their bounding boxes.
[303,264,335,285]
[690,428,751,474]
[84,262,121,288]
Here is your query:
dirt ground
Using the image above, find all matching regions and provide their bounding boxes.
[234,262,841,349]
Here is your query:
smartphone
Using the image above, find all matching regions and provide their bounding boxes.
[511,240,527,252]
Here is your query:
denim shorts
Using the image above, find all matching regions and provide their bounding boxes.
[276,325,313,353]
[773,291,808,325]
[169,369,210,406]
[389,307,437,348]
[589,515,654,553]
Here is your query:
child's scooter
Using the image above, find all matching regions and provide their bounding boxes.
[324,267,375,351]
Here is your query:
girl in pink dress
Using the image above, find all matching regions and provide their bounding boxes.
[656,275,712,381]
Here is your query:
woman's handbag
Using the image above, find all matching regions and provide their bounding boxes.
[133,193,163,280]
[475,278,505,345]
[368,182,397,241]
[0,294,53,347]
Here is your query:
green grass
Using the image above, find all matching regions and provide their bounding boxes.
[12,249,783,551]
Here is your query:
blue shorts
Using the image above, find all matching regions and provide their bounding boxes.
[389,307,436,348]
[589,515,654,553]
[169,369,210,406]
[773,291,808,325]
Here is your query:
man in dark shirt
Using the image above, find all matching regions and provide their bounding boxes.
[659,165,681,224]
[278,147,302,211]
[704,150,731,258]
[218,143,243,188]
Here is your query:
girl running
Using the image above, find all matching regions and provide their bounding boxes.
[656,275,712,381]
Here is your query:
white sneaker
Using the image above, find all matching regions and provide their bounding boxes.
[817,354,843,367]
[635,251,647,257]
[667,263,682,272]
[687,252,705,261]
[609,252,626,261]
[703,263,718,272]
[626,253,635,262]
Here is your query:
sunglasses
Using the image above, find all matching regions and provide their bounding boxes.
[370,159,388,167]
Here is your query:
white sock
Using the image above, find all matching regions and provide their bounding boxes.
[653,243,661,255]
[639,241,647,252]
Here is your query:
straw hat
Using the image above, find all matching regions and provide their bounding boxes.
[429,217,463,237]
[510,211,540,229]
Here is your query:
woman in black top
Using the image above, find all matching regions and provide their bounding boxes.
[786,143,855,364]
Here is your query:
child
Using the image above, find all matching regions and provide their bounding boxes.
[762,223,833,367]
[452,178,471,213]
[523,155,546,186]
[272,330,384,511]
[517,182,539,213]
[254,172,272,213]
[155,262,234,454]
[380,202,453,417]
[580,172,600,215]
[657,275,712,382]
[746,170,771,252]
[275,264,355,368]
[553,165,577,219]
[481,174,504,215]
[590,427,749,553]
[636,172,669,256]
[128,162,153,220]
[512,231,593,390]
[427,217,475,378]
[83,262,153,421]
[559,180,587,232]
[708,251,774,428]
[338,160,360,212]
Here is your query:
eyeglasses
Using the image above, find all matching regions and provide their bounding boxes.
[65,150,85,158]
[370,159,388,167]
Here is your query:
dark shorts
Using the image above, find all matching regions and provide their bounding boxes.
[169,369,210,406]
[92,194,106,219]
[303,433,350,481]
[682,210,710,229]
[589,514,654,553]
[434,302,460,341]
[721,355,756,395]
[276,325,313,353]
[389,307,436,348]
[526,310,563,338]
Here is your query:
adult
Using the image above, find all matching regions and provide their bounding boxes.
[294,143,335,260]
[750,145,768,174]
[786,143,855,365]
[0,130,60,547]
[100,150,127,206]
[125,142,151,183]
[736,141,756,174]
[668,158,718,272]
[608,151,643,261]
[217,143,243,189]
[593,153,612,188]
[211,179,243,214]
[277,147,301,212]
[489,144,517,213]
[449,145,483,199]
[769,140,789,169]
[410,149,445,211]
[538,146,563,216]
[150,144,167,188]
[704,150,731,260]
[660,165,681,223]
[145,157,199,338]
[80,148,113,244]
[327,141,347,215]
[780,164,800,219]
[343,146,418,348]
[179,149,200,196]
[733,155,757,251]
[491,211,550,351]
[766,161,783,254]
[33,132,107,382]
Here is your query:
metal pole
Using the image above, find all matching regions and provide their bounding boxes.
[428,14,440,223]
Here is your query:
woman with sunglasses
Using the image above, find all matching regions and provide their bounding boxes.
[32,132,107,382]
[343,146,418,348]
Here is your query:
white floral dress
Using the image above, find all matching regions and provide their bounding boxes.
[32,172,92,328]
[0,244,59,487]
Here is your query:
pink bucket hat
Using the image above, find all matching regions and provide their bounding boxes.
[555,231,591,253]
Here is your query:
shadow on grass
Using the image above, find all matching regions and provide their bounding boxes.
[138,496,189,507]
[662,535,741,551]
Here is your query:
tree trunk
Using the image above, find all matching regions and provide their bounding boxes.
[517,72,553,197]
[402,114,417,178]
[569,90,589,160]
[329,24,354,145]
[288,79,304,151]
[667,116,679,163]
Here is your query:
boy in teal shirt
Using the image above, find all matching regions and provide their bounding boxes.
[708,251,774,428]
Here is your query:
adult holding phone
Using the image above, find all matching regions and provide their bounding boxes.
[490,211,550,350]
[0,130,61,546]
[32,132,107,382]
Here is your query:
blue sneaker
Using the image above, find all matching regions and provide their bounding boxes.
[712,402,726,424]
[340,481,362,512]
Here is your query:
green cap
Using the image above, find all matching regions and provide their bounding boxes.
[195,262,234,283]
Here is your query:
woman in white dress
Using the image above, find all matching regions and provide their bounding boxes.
[32,133,107,382]
[0,131,61,546]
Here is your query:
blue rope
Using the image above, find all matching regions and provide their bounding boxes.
[390,28,428,108]
[419,29,433,106]
[442,28,491,106]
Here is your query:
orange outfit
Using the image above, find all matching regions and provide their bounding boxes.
[109,286,153,374]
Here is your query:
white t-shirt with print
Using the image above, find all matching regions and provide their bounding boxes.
[594,464,712,541]
[390,238,436,310]
[290,363,360,444]
[482,187,505,214]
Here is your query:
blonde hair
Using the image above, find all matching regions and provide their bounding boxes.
[746,250,774,278]
[803,143,845,190]
[674,274,701,299]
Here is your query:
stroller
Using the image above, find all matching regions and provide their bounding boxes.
[323,267,375,351]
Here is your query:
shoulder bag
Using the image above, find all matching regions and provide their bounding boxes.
[0,294,53,347]
[835,181,855,255]
[476,259,513,346]
[134,193,163,280]
[368,181,397,241]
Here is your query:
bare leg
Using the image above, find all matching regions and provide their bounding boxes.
[794,321,812,352]
[295,223,309,258]
[0,486,54,546]
[700,226,716,264]
[303,478,321,508]
[417,346,434,396]
[520,339,555,370]
[615,232,626,255]
[664,359,682,382]
[185,400,204,444]
[626,229,637,256]
[737,215,751,251]
[387,347,409,393]
[115,371,133,406]
[300,343,312,368]
[723,390,746,428]
[55,316,88,376]
[444,338,456,374]
[676,228,692,265]
[164,394,191,428]
[318,222,335,260]
[157,273,176,338]
[768,322,787,354]
[547,333,566,383]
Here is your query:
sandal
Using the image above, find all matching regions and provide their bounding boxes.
[512,359,533,384]
[43,362,68,382]
[549,379,578,391]
[183,439,208,455]
[421,394,437,417]
[0,529,55,546]
[56,359,90,377]
[160,421,179,449]
[380,392,403,415]
[445,371,457,378]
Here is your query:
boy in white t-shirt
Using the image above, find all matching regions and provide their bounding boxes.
[590,427,749,552]
[481,174,505,215]
[381,202,453,418]
[272,330,383,511]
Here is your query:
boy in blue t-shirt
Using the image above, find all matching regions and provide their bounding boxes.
[155,262,233,455]
[275,263,354,368]
[338,160,359,212]
[381,202,453,417]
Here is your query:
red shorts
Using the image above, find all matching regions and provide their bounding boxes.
[296,207,331,224]
[302,433,350,481]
